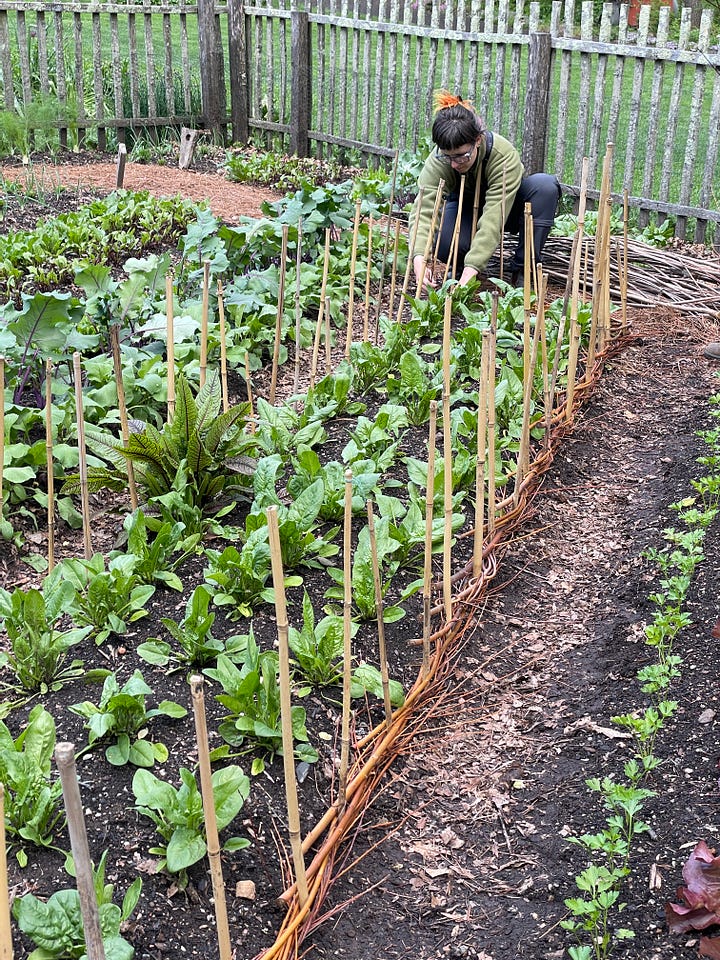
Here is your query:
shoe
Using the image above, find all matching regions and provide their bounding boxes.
[703,342,720,360]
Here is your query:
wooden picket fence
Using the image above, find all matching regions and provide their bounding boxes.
[0,0,718,244]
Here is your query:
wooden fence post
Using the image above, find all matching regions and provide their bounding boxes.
[227,0,249,143]
[290,0,311,157]
[522,32,552,174]
[197,0,227,139]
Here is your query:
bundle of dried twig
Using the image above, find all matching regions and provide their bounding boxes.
[540,236,719,320]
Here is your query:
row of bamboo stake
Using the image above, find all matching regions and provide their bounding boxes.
[0,145,629,959]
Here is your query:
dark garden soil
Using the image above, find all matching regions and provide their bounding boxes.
[3,156,720,960]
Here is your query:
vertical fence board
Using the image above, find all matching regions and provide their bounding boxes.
[279,16,288,135]
[677,9,712,238]
[266,13,275,147]
[639,7,669,227]
[622,5,650,195]
[73,11,85,147]
[573,3,593,184]
[553,0,574,175]
[350,9,359,147]
[696,64,720,244]
[605,6,627,172]
[128,11,141,120]
[92,12,107,150]
[54,10,67,147]
[398,3,410,147]
[480,0,494,120]
[385,0,398,146]
[491,0,508,128]
[110,13,124,141]
[36,11,50,98]
[658,9,691,214]
[16,10,32,109]
[467,0,481,96]
[180,9,192,114]
[587,4,612,187]
[372,26,384,145]
[506,2,524,144]
[0,11,12,111]
[163,12,175,118]
[143,3,157,120]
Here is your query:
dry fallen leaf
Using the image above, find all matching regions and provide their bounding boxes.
[699,709,716,725]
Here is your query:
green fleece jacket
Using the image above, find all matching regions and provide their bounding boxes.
[409,132,524,273]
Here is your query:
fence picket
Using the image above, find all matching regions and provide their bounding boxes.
[622,5,650,197]
[658,9,691,214]
[92,11,106,150]
[676,9,712,239]
[73,11,85,147]
[639,6,669,226]
[554,0,573,176]
[144,2,157,119]
[54,9,67,147]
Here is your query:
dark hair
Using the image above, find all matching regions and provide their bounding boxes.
[431,103,485,150]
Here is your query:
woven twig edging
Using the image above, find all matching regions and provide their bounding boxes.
[256,332,634,960]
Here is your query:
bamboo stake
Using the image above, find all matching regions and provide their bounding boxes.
[441,297,453,621]
[566,319,581,417]
[523,203,533,388]
[588,143,613,369]
[417,181,445,297]
[265,510,309,906]
[270,224,290,405]
[514,270,546,504]
[472,331,490,578]
[0,358,4,524]
[72,353,93,559]
[345,201,361,358]
[422,400,438,674]
[294,218,304,394]
[310,228,331,391]
[374,151,399,342]
[550,159,588,411]
[45,360,56,572]
[470,160,483,243]
[446,175,466,283]
[395,185,425,324]
[621,189,629,332]
[430,199,447,277]
[199,259,210,389]
[338,469,354,810]
[363,214,373,343]
[189,676,233,958]
[366,501,392,730]
[539,286,551,450]
[54,743,106,960]
[387,220,401,324]
[487,296,498,533]
[216,279,229,414]
[244,351,255,434]
[109,325,138,511]
[165,271,176,422]
[0,785,12,960]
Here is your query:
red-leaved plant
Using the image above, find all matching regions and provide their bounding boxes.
[666,841,720,957]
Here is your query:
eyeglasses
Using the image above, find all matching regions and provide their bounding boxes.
[435,146,476,163]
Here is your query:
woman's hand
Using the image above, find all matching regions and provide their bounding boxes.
[413,255,436,293]
[457,265,479,287]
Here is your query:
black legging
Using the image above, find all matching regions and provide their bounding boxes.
[436,173,561,277]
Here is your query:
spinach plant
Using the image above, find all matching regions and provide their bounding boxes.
[132,764,250,878]
[205,640,317,773]
[326,521,405,623]
[57,553,155,645]
[203,535,275,620]
[13,849,142,960]
[385,350,439,426]
[137,585,249,670]
[112,508,202,592]
[287,451,379,522]
[0,577,92,694]
[0,704,65,866]
[70,670,187,767]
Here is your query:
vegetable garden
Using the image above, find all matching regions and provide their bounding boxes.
[1,150,718,960]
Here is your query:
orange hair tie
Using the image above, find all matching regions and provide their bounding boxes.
[433,89,475,113]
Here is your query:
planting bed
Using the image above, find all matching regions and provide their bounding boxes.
[2,157,720,960]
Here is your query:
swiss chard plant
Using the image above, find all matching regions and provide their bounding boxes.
[70,670,187,767]
[132,764,250,878]
[0,704,65,866]
[13,849,142,960]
